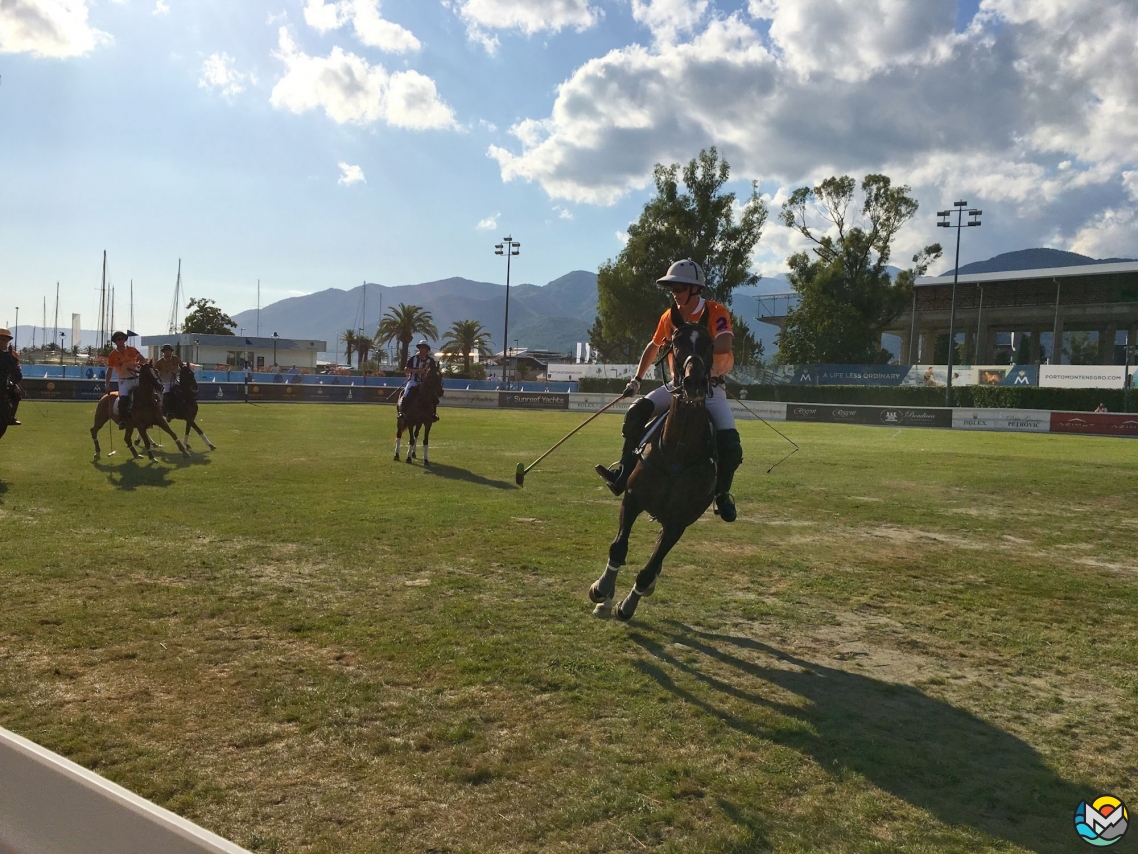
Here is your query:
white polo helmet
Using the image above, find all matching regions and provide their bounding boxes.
[656,259,706,289]
[416,339,430,348]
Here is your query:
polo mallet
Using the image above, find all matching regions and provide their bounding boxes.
[516,394,626,486]
[724,387,799,473]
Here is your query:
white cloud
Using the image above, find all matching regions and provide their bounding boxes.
[199,52,256,100]
[338,162,366,185]
[303,0,419,52]
[477,213,500,230]
[0,0,111,58]
[447,0,601,51]
[270,28,455,129]
[154,0,170,14]
[488,0,1138,261]
[632,0,707,46]
[553,205,573,219]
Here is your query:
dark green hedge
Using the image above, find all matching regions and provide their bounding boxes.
[578,376,1134,411]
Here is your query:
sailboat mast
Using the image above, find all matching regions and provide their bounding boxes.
[257,279,260,337]
[130,280,134,339]
[98,250,107,349]
[53,283,59,354]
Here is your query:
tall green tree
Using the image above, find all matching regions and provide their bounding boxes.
[590,147,768,362]
[340,329,357,366]
[376,303,438,368]
[355,335,374,367]
[777,174,941,364]
[731,312,765,367]
[440,319,493,376]
[181,298,237,335]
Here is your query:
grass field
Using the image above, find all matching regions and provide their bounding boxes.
[1,402,1136,853]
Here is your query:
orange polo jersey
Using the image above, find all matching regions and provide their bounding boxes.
[107,347,142,381]
[651,299,733,377]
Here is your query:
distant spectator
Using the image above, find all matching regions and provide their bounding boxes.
[1094,402,1108,413]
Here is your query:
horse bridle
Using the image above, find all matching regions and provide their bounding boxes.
[668,327,711,402]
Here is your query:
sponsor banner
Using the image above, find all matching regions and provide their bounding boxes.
[1050,412,1138,437]
[787,404,951,428]
[729,400,786,421]
[1039,366,1127,389]
[787,404,866,424]
[901,365,950,388]
[21,378,78,401]
[1001,366,1038,386]
[873,406,952,428]
[953,408,1050,432]
[568,395,638,414]
[499,391,570,410]
[793,365,911,386]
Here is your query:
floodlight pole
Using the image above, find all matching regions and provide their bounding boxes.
[495,236,520,388]
[13,307,17,350]
[273,332,279,368]
[936,201,982,407]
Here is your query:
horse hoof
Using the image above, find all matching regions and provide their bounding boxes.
[406,457,413,464]
[592,599,613,618]
[588,583,608,604]
[616,592,640,621]
[207,443,216,451]
[393,454,399,461]
[423,459,431,467]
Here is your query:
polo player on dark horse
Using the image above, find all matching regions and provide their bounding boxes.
[395,339,442,464]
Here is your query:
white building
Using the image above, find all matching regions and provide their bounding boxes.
[139,334,327,370]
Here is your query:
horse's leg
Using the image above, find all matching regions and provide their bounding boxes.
[91,399,110,460]
[422,421,431,466]
[181,420,192,450]
[394,415,404,461]
[137,428,158,461]
[590,491,644,617]
[147,416,188,457]
[407,424,417,463]
[125,425,143,459]
[616,522,686,622]
[192,420,215,450]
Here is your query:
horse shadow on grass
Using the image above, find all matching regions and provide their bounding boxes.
[93,452,212,491]
[629,622,1089,854]
[419,462,515,491]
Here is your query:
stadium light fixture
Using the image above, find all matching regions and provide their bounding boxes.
[936,200,983,407]
[496,235,520,388]
[272,331,279,367]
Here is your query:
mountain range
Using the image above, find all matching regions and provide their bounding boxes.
[12,249,1128,361]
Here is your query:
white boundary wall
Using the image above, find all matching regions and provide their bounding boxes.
[0,726,249,854]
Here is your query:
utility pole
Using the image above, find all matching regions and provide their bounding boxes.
[494,236,520,387]
[936,202,982,407]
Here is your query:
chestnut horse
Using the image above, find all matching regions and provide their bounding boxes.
[165,363,216,451]
[589,311,718,620]
[394,360,443,464]
[91,362,189,461]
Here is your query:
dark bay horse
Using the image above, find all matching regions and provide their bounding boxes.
[394,361,443,464]
[589,310,718,620]
[165,363,216,451]
[91,362,189,461]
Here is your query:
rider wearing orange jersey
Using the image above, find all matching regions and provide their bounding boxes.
[106,331,144,424]
[594,259,744,522]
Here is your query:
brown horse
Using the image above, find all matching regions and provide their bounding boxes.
[91,362,189,461]
[589,311,718,620]
[165,363,216,451]
[394,360,443,464]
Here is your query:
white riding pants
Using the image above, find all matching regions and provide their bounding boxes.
[645,382,735,431]
[114,378,138,415]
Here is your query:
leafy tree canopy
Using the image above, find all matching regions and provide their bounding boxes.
[376,303,438,368]
[590,147,768,362]
[182,298,237,335]
[441,319,493,377]
[777,174,941,364]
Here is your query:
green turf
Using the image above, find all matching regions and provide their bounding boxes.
[1,402,1135,853]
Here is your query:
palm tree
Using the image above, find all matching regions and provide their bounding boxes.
[355,335,374,367]
[377,303,438,368]
[441,319,493,377]
[340,329,357,367]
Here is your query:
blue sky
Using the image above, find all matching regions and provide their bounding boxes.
[2,0,1136,337]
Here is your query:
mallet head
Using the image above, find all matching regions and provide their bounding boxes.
[515,462,525,487]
